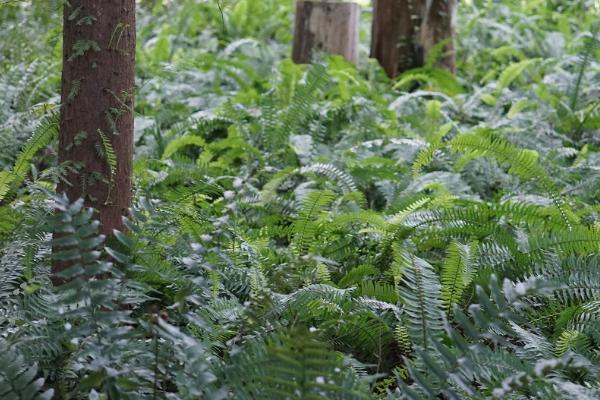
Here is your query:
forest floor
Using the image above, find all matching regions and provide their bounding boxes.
[0,1,599,399]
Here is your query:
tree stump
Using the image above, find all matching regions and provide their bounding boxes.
[292,1,360,64]
[370,0,424,78]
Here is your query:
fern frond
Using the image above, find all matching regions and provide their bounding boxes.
[530,227,600,257]
[98,129,117,204]
[357,280,398,304]
[387,197,431,226]
[570,23,599,110]
[555,330,591,356]
[497,58,539,91]
[441,241,477,311]
[0,342,54,400]
[162,135,206,160]
[290,190,336,255]
[224,330,371,400]
[572,300,600,334]
[337,311,395,356]
[450,128,569,226]
[0,205,21,240]
[300,163,357,194]
[331,210,386,232]
[412,124,453,176]
[264,62,330,149]
[0,172,12,201]
[0,112,58,202]
[337,264,379,288]
[279,284,354,319]
[397,253,444,348]
[395,324,412,354]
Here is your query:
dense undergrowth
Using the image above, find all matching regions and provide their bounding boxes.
[1,0,599,399]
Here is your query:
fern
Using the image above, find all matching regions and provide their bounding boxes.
[569,23,599,111]
[440,241,477,311]
[45,195,153,396]
[300,163,357,194]
[162,135,206,160]
[0,342,54,400]
[224,330,371,400]
[449,128,571,226]
[337,264,379,288]
[279,284,354,320]
[0,205,21,239]
[290,190,336,255]
[395,324,412,354]
[0,112,58,202]
[529,227,600,258]
[496,58,539,91]
[411,122,453,176]
[397,252,444,349]
[396,276,600,399]
[357,280,398,304]
[555,330,592,357]
[1,2,599,398]
[67,39,100,61]
[451,129,548,184]
[97,129,117,204]
[547,256,600,305]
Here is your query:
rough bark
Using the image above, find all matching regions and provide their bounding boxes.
[370,0,424,78]
[370,0,456,78]
[57,0,135,238]
[420,0,457,72]
[292,1,360,64]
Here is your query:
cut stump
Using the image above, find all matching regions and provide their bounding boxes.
[292,1,360,64]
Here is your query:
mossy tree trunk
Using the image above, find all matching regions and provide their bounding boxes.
[370,0,456,78]
[57,0,135,238]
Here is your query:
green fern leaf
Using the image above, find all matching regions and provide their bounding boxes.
[450,128,570,226]
[0,342,54,400]
[398,252,444,348]
[555,330,591,356]
[358,280,398,304]
[0,112,58,202]
[291,190,336,255]
[441,241,477,311]
[162,135,206,160]
[98,129,117,204]
[497,58,539,91]
[225,330,371,400]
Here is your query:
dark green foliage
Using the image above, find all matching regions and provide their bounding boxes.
[223,330,371,399]
[0,342,54,400]
[394,276,600,399]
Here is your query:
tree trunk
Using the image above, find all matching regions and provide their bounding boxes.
[370,0,424,78]
[292,1,360,64]
[57,0,135,238]
[370,0,456,78]
[420,0,456,72]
